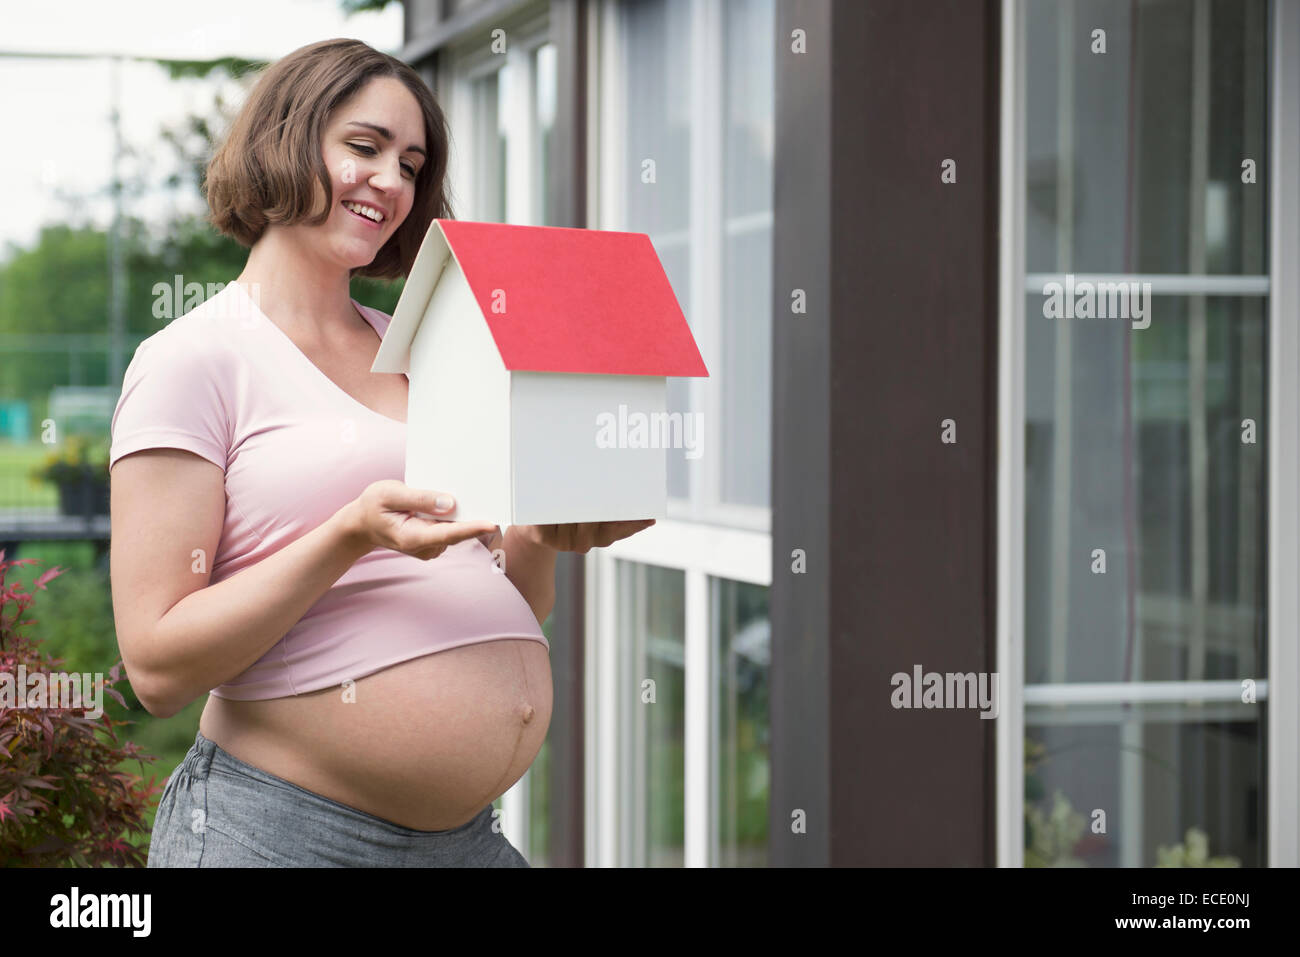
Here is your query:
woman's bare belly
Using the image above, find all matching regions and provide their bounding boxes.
[197,637,552,832]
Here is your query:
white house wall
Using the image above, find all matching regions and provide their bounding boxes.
[510,371,668,525]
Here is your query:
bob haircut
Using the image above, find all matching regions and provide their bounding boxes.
[204,38,453,281]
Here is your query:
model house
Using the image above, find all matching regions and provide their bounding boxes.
[371,218,709,526]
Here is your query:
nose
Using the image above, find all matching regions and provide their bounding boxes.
[368,156,404,194]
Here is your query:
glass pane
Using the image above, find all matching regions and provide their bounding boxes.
[532,42,557,226]
[721,0,774,507]
[622,0,692,236]
[711,577,770,866]
[1021,0,1268,868]
[1024,295,1266,685]
[621,0,694,501]
[470,70,505,222]
[616,560,685,866]
[1025,704,1261,867]
[618,0,775,515]
[1024,0,1268,275]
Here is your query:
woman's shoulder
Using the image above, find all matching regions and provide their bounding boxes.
[353,299,394,336]
[129,287,244,377]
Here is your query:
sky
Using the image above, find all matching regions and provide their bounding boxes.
[0,0,403,256]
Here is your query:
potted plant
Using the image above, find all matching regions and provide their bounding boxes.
[29,435,110,517]
[1,549,161,865]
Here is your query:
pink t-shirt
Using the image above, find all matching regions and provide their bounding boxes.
[108,279,548,701]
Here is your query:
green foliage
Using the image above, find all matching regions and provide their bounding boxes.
[351,274,406,316]
[152,56,268,81]
[1024,791,1087,867]
[29,434,110,486]
[340,0,401,14]
[0,441,59,509]
[0,552,161,866]
[1026,734,1243,868]
[1155,828,1240,867]
[20,564,135,712]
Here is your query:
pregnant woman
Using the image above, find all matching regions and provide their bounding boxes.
[108,38,652,867]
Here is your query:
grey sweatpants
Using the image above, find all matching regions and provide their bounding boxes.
[147,730,530,867]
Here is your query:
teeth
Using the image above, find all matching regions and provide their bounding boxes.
[343,200,384,222]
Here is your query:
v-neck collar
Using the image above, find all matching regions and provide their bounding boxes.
[228,279,407,426]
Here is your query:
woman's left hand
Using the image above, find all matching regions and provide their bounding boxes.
[515,519,657,553]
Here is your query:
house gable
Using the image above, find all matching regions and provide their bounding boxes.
[402,254,513,526]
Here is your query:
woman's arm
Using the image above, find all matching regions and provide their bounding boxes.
[501,526,558,625]
[110,448,376,719]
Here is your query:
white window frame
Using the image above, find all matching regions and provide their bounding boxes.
[1267,0,1300,869]
[584,0,774,867]
[997,0,1300,867]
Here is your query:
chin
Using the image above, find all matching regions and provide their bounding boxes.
[334,242,382,270]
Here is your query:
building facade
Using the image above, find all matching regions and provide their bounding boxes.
[399,0,1300,867]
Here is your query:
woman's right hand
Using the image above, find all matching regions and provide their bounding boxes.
[342,479,499,561]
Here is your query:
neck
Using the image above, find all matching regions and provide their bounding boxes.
[235,228,358,336]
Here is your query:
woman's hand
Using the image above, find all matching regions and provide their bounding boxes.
[343,480,500,561]
[514,519,657,553]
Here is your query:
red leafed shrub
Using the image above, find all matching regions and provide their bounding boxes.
[0,549,162,867]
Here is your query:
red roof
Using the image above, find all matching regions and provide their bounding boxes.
[438,219,708,377]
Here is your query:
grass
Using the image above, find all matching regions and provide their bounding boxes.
[0,439,61,508]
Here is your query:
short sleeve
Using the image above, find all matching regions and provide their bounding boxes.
[109,328,230,472]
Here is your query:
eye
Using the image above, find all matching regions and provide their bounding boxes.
[349,142,416,180]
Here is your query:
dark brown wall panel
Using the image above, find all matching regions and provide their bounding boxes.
[773,0,1000,866]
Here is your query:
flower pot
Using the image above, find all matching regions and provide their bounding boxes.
[56,472,110,517]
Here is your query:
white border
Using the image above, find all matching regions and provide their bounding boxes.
[996,0,1027,869]
[1025,680,1269,705]
[1268,0,1300,869]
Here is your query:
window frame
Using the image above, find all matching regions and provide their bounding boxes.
[996,0,1300,867]
[444,6,553,227]
[584,0,775,867]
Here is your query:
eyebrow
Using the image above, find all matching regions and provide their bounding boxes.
[345,121,427,159]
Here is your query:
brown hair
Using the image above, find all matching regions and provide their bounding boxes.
[204,38,453,280]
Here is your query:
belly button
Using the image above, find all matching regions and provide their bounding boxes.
[520,703,536,724]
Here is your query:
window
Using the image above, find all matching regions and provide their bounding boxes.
[711,576,770,867]
[616,560,686,866]
[587,0,775,868]
[446,11,554,228]
[1004,0,1271,867]
[597,0,774,527]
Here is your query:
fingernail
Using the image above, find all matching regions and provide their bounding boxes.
[435,494,454,511]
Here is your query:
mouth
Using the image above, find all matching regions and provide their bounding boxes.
[341,199,386,229]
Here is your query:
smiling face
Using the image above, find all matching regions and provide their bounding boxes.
[309,76,428,270]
